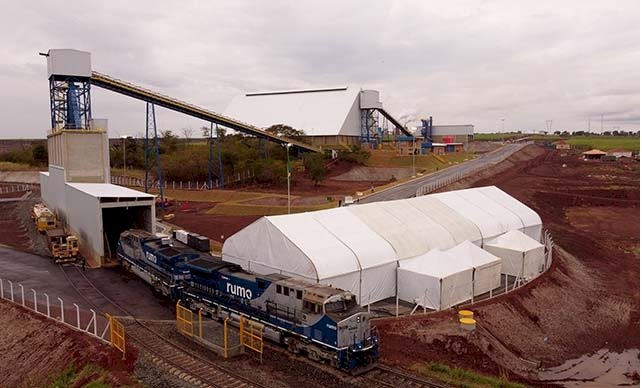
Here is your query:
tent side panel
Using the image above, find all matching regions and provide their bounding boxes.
[397,269,440,310]
[523,246,546,279]
[441,269,474,309]
[360,262,397,306]
[483,245,523,277]
[473,262,502,296]
[222,218,319,279]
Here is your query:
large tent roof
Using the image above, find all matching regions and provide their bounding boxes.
[476,186,542,234]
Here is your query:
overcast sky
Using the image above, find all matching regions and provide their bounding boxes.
[0,0,639,138]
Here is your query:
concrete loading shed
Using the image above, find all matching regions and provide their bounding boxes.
[223,186,544,306]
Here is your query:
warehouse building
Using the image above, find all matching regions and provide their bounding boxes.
[224,86,408,146]
[223,186,544,307]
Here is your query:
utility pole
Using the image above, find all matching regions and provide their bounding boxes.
[285,143,292,214]
[412,133,416,177]
[600,114,604,133]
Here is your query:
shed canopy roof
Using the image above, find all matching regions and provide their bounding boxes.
[582,149,607,155]
[485,230,543,251]
[66,182,155,199]
[447,240,501,268]
[399,249,472,279]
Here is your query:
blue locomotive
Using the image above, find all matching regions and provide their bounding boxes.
[116,229,378,372]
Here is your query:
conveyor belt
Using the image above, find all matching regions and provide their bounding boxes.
[376,108,411,136]
[90,71,320,153]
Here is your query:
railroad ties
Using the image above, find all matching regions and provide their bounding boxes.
[58,264,265,388]
[365,364,448,388]
[124,321,259,388]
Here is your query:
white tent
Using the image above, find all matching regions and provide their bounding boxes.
[312,208,398,305]
[407,195,483,245]
[432,191,506,242]
[446,241,502,296]
[476,186,543,241]
[223,209,399,306]
[397,250,473,310]
[223,186,544,306]
[483,230,546,280]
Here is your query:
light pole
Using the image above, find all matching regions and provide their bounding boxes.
[412,134,416,177]
[121,135,131,177]
[285,143,292,214]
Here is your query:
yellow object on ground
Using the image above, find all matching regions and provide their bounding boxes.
[458,310,474,319]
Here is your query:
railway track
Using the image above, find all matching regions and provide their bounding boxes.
[365,364,448,388]
[59,263,266,388]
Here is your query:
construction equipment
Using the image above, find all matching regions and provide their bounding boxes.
[32,203,57,232]
[46,228,79,263]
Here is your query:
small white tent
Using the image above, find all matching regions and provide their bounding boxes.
[447,241,502,296]
[483,230,546,280]
[397,250,473,310]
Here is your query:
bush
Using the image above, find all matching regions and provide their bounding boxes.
[302,153,327,186]
[338,145,370,165]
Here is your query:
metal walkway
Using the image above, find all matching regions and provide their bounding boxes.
[90,71,320,153]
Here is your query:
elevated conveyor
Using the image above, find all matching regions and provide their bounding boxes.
[376,108,411,136]
[90,71,320,153]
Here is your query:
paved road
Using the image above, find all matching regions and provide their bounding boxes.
[0,246,173,319]
[361,142,532,203]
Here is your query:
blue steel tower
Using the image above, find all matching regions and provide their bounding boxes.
[43,49,92,131]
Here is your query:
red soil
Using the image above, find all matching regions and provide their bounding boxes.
[377,146,640,383]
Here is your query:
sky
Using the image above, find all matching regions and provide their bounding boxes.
[0,0,639,139]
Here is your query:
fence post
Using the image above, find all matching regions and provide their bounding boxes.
[90,309,97,336]
[31,289,37,312]
[0,278,3,299]
[19,283,24,306]
[74,303,80,329]
[44,293,50,317]
[180,181,182,190]
[8,280,13,302]
[58,297,64,323]
[188,181,191,190]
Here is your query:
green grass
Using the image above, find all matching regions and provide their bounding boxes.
[49,364,113,388]
[473,133,527,141]
[206,201,336,216]
[415,362,525,388]
[0,161,39,171]
[566,136,639,151]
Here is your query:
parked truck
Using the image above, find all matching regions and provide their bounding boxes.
[32,203,57,232]
[46,228,79,264]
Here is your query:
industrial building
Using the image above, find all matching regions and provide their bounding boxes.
[223,186,545,307]
[39,49,155,266]
[224,86,410,146]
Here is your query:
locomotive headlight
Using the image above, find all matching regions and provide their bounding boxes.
[356,316,361,323]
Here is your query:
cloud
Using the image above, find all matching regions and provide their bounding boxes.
[0,0,638,138]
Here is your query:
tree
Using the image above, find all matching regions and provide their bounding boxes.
[201,126,210,138]
[303,153,327,186]
[265,124,305,138]
[160,130,179,153]
[182,127,194,145]
[553,131,561,135]
[602,131,612,136]
[31,143,48,165]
